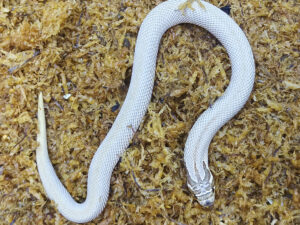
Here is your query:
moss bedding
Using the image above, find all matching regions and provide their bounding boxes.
[0,0,299,224]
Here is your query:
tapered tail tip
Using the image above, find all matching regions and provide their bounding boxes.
[38,92,44,109]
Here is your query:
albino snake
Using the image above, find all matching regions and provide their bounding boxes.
[37,0,255,223]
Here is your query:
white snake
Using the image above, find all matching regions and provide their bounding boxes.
[37,0,255,223]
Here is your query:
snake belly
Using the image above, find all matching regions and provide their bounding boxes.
[36,0,255,223]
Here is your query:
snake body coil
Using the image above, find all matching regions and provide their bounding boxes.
[37,0,255,223]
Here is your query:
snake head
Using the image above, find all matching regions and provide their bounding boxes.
[187,161,215,207]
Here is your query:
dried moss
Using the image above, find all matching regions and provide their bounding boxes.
[0,0,299,224]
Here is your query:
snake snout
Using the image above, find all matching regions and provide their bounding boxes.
[200,195,215,207]
[197,190,215,208]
